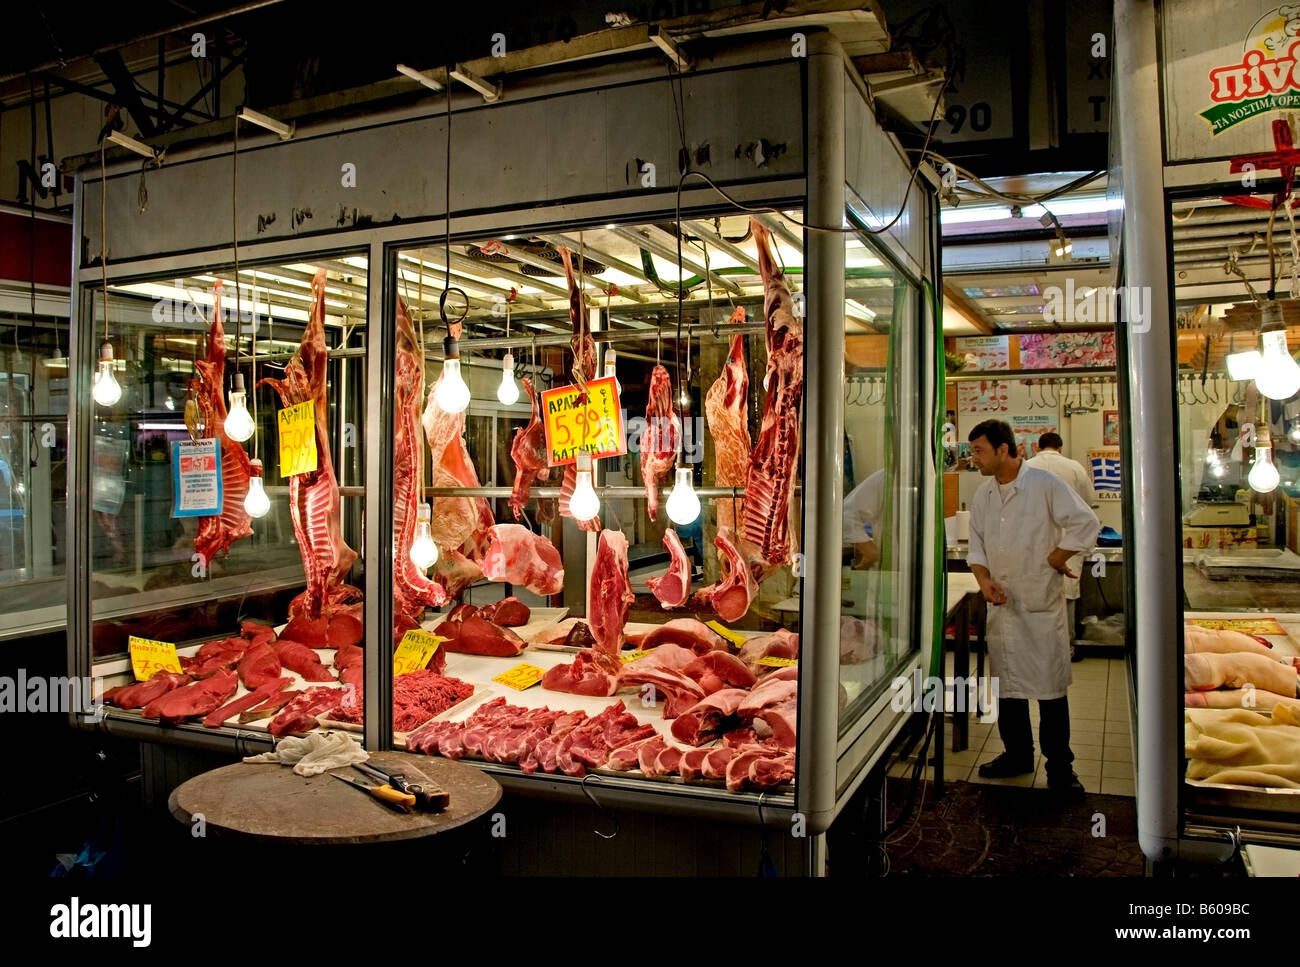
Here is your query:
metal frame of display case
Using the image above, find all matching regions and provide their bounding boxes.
[64,31,940,839]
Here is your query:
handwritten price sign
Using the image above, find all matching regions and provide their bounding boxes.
[277,400,318,477]
[705,621,748,647]
[394,631,445,676]
[128,636,182,681]
[1188,617,1285,635]
[757,656,798,668]
[540,376,625,467]
[493,663,545,691]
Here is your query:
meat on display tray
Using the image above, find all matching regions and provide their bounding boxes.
[1184,611,1300,658]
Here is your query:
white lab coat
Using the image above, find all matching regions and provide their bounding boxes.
[842,469,885,544]
[1024,449,1098,599]
[968,462,1100,699]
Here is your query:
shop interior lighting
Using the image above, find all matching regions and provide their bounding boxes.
[1254,304,1300,401]
[1226,347,1262,381]
[409,502,439,569]
[243,459,271,518]
[435,335,472,413]
[665,466,701,526]
[497,351,520,405]
[940,194,1116,225]
[603,347,622,395]
[92,342,122,406]
[237,106,294,140]
[569,451,600,522]
[648,25,691,70]
[224,372,255,441]
[449,64,501,102]
[105,130,160,160]
[1249,445,1281,493]
[396,64,444,92]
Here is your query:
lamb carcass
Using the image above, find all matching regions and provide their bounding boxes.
[640,364,679,521]
[705,305,750,534]
[508,377,550,518]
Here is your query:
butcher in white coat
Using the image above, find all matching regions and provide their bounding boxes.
[966,419,1099,800]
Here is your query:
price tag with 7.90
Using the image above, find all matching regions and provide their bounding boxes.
[129,636,182,681]
[394,631,445,676]
[277,400,318,477]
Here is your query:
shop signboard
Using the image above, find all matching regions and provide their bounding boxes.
[540,376,626,466]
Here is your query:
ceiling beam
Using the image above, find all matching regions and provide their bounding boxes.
[942,281,997,335]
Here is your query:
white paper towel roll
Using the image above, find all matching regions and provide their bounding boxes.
[955,510,970,541]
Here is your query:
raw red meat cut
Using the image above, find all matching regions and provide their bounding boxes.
[240,621,276,643]
[726,747,785,791]
[742,218,804,579]
[142,670,239,724]
[203,676,290,728]
[180,650,242,679]
[623,642,697,672]
[639,364,679,521]
[619,657,706,719]
[422,357,495,558]
[268,686,346,737]
[646,528,691,609]
[541,619,598,648]
[636,735,668,774]
[393,295,450,640]
[238,641,282,691]
[671,687,749,745]
[679,747,712,780]
[479,524,565,595]
[259,269,357,619]
[273,640,336,682]
[540,648,621,696]
[432,547,484,599]
[701,746,738,780]
[191,280,253,564]
[652,744,685,777]
[238,689,297,724]
[327,670,474,732]
[440,614,527,657]
[683,651,756,694]
[559,247,597,392]
[749,753,796,787]
[705,306,751,535]
[508,377,551,518]
[589,529,634,656]
[738,674,798,751]
[608,736,659,771]
[559,463,602,532]
[103,672,192,710]
[479,596,530,627]
[334,641,362,674]
[737,628,800,673]
[690,526,757,622]
[628,619,726,655]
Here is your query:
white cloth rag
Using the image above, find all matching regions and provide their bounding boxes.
[243,731,369,777]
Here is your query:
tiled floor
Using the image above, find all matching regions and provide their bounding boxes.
[889,655,1135,797]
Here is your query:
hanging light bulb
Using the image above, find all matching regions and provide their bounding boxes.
[1226,348,1262,382]
[497,351,520,405]
[569,451,600,522]
[1204,447,1219,465]
[243,459,271,518]
[435,335,472,413]
[1249,445,1281,493]
[1254,306,1300,400]
[92,342,122,407]
[603,347,622,396]
[410,502,439,569]
[665,466,701,525]
[225,372,255,441]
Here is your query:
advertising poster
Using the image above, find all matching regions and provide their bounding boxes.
[172,438,223,517]
[1019,332,1117,369]
[1103,409,1120,446]
[1009,415,1059,457]
[957,380,1009,413]
[955,335,1010,371]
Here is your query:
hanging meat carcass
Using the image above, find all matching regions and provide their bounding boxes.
[393,295,449,639]
[646,528,691,609]
[508,377,550,518]
[559,247,597,393]
[479,523,565,596]
[421,367,496,565]
[191,280,253,563]
[640,364,678,521]
[704,306,750,535]
[541,528,632,698]
[259,270,357,619]
[742,218,804,580]
[689,526,758,622]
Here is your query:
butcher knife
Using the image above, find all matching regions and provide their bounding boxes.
[331,773,416,813]
[353,762,450,812]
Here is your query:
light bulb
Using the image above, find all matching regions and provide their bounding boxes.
[410,502,439,569]
[497,351,520,405]
[665,466,701,525]
[1255,329,1300,400]
[1226,349,1262,382]
[225,373,255,441]
[1211,460,1227,479]
[92,343,122,407]
[243,459,271,518]
[435,337,472,413]
[1204,448,1219,465]
[603,347,622,396]
[1249,446,1280,493]
[569,451,600,522]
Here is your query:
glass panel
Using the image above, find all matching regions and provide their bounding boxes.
[840,231,921,728]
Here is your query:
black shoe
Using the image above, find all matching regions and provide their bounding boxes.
[978,752,1035,778]
[1048,773,1086,802]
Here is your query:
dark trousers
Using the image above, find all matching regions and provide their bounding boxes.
[997,696,1074,779]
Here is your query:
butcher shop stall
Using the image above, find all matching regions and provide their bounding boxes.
[67,23,941,875]
[1114,0,1300,868]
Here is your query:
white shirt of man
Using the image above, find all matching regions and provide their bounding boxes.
[1025,447,1098,600]
[842,468,885,545]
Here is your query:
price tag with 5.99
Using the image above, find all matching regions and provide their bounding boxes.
[129,636,183,681]
[277,400,318,477]
[394,631,445,676]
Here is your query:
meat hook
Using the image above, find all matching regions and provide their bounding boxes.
[1025,379,1037,410]
[580,774,620,840]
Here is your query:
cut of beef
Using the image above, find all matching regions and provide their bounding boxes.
[479,596,530,627]
[142,671,239,725]
[540,648,621,696]
[440,614,527,657]
[238,641,283,691]
[646,528,691,609]
[628,619,726,655]
[479,523,565,595]
[639,364,679,521]
[204,676,291,728]
[273,640,336,682]
[588,529,634,656]
[683,650,756,694]
[268,686,346,737]
[432,547,484,599]
[704,306,751,535]
[103,672,192,710]
[239,688,297,724]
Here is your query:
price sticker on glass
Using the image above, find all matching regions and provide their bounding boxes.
[540,376,625,466]
[277,400,318,477]
[129,636,183,681]
[493,663,546,690]
[394,631,444,676]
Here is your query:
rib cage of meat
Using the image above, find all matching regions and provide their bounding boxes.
[690,526,758,621]
[508,377,550,518]
[257,270,356,618]
[704,306,750,536]
[742,218,804,579]
[191,280,253,563]
[589,528,634,656]
[640,364,679,521]
[393,295,448,628]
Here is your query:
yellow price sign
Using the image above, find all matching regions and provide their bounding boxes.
[757,656,798,668]
[493,663,545,691]
[540,376,626,467]
[277,400,318,477]
[705,620,748,648]
[620,649,650,664]
[129,636,182,681]
[1188,617,1285,635]
[394,631,444,676]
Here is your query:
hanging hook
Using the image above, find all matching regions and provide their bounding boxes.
[580,774,619,840]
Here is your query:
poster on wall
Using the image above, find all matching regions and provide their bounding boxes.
[1103,409,1120,446]
[955,335,1009,371]
[1010,415,1059,457]
[1089,447,1122,499]
[957,380,1009,413]
[1018,332,1116,369]
[171,438,223,517]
